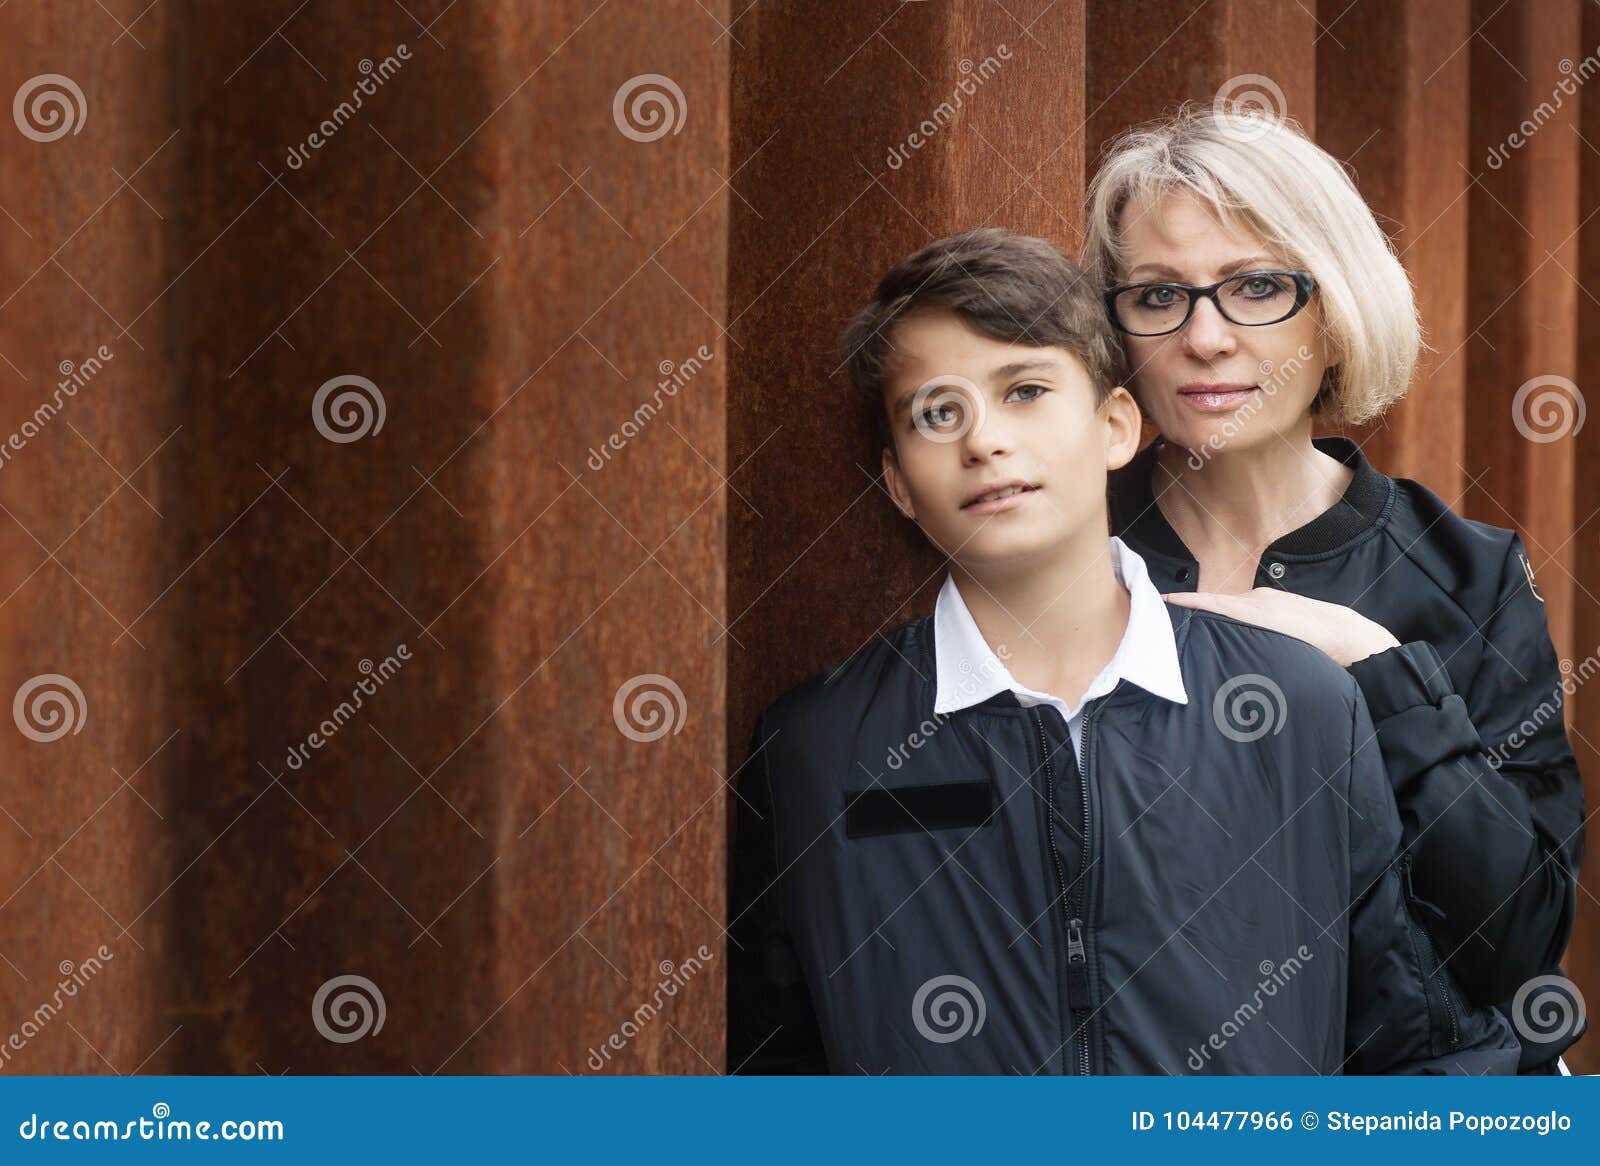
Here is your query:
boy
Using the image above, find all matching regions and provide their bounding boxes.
[726,228,1520,1075]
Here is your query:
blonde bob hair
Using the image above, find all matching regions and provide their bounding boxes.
[1082,103,1420,426]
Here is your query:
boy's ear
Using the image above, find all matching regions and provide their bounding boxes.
[881,444,917,521]
[1102,385,1143,473]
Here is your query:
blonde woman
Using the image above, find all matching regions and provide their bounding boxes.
[1085,104,1584,1074]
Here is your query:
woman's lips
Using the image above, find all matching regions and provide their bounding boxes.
[1178,384,1260,412]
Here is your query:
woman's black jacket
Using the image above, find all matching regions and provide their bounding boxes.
[1109,435,1587,1070]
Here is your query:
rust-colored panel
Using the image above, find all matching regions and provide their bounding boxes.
[1087,0,1318,163]
[1465,0,1591,1071]
[726,0,1086,781]
[1464,1,1580,661]
[1317,0,1470,497]
[0,2,177,1075]
[1564,0,1600,1077]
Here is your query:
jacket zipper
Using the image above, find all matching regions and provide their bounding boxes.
[1400,852,1460,1050]
[1035,704,1097,1075]
[1071,707,1095,1075]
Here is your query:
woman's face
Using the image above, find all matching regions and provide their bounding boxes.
[1114,191,1331,459]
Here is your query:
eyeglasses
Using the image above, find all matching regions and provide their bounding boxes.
[1104,270,1316,337]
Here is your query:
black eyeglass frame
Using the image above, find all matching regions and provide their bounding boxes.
[1103,269,1316,337]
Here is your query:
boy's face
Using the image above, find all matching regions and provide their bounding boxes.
[880,309,1141,570]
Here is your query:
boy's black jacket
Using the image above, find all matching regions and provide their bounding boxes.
[1110,435,1586,1070]
[728,596,1521,1075]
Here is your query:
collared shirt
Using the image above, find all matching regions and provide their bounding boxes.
[932,536,1189,770]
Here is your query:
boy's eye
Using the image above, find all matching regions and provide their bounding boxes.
[912,385,1044,431]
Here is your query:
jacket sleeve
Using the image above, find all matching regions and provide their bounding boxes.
[727,709,830,1074]
[1342,685,1523,1075]
[1344,533,1583,1006]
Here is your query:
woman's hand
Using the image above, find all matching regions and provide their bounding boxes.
[1165,588,1401,668]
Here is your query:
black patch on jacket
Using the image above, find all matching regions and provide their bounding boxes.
[843,779,995,837]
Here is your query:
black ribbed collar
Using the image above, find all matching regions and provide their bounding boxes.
[1109,435,1394,562]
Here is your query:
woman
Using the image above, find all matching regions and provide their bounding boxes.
[1083,104,1585,1074]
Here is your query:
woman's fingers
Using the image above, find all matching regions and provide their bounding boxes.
[1165,589,1249,613]
[1164,588,1389,665]
[1165,589,1288,631]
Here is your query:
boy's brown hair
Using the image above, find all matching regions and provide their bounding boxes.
[838,227,1127,449]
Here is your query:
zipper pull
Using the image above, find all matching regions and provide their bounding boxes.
[1399,851,1447,922]
[1066,917,1090,1001]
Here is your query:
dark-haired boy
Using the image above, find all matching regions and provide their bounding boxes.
[726,227,1519,1075]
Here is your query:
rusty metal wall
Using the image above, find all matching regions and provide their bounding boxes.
[0,1,728,1073]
